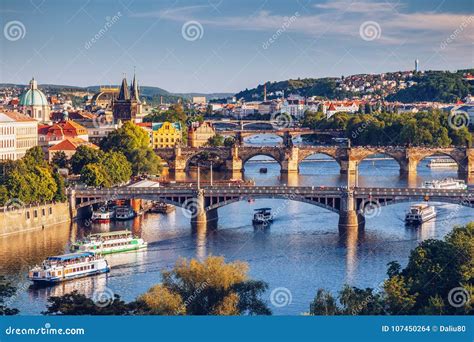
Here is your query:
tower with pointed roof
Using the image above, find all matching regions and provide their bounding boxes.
[112,73,142,122]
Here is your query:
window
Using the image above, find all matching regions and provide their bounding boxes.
[26,211,30,219]
[34,210,37,218]
[49,208,52,215]
[42,208,45,216]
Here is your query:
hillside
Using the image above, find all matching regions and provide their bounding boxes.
[235,69,474,103]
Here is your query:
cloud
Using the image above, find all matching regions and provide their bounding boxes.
[132,1,474,47]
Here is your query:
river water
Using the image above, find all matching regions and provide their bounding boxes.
[1,136,473,315]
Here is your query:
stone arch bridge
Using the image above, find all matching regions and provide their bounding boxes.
[155,145,474,176]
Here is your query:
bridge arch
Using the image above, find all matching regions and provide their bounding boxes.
[240,152,283,169]
[205,194,340,213]
[298,151,342,170]
[416,153,461,171]
[185,151,226,171]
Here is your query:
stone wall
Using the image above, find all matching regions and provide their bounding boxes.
[0,202,71,237]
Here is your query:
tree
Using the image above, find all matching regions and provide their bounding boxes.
[43,291,136,315]
[51,151,69,169]
[80,163,110,187]
[100,122,162,176]
[101,152,132,185]
[70,146,104,175]
[139,256,271,315]
[0,276,19,315]
[224,137,235,147]
[206,134,224,147]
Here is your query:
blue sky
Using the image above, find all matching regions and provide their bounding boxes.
[1,0,473,93]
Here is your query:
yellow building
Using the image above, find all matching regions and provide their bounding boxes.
[188,121,216,147]
[152,122,182,148]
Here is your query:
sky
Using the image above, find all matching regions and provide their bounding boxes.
[0,0,473,93]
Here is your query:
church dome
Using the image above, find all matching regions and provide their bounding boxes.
[19,78,49,107]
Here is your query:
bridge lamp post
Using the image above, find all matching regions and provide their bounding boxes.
[210,161,213,186]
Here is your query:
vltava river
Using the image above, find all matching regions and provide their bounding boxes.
[1,137,473,315]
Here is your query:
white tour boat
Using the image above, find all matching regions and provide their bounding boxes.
[405,204,436,225]
[91,207,115,223]
[422,178,467,190]
[252,208,273,225]
[427,158,458,169]
[28,252,109,284]
[115,206,136,221]
[71,230,147,255]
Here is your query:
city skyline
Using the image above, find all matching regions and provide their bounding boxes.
[1,0,473,93]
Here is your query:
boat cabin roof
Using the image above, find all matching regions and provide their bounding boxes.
[254,208,271,212]
[89,230,132,238]
[410,203,430,209]
[47,252,94,261]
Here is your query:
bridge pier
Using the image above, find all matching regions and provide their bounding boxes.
[170,146,187,173]
[338,188,362,234]
[225,145,243,173]
[399,157,418,175]
[280,147,299,173]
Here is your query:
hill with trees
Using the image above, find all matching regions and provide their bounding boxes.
[235,69,474,103]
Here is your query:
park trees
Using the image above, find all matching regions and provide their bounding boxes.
[138,256,271,315]
[0,147,61,206]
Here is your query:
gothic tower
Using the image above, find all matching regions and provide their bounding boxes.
[112,73,142,122]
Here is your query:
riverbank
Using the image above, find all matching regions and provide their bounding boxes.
[0,202,71,237]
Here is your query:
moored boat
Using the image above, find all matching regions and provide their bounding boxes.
[422,178,467,190]
[71,230,147,255]
[149,202,175,214]
[115,206,136,220]
[405,204,436,225]
[91,207,115,223]
[28,252,109,284]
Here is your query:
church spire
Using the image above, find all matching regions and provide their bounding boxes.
[130,71,140,102]
[118,76,130,100]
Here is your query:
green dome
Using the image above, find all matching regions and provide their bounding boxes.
[19,78,48,106]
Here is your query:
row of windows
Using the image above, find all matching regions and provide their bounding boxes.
[0,153,15,160]
[154,137,178,143]
[65,264,94,274]
[0,127,14,135]
[16,127,36,135]
[26,207,53,220]
[0,139,14,148]
[16,139,36,148]
[104,241,132,248]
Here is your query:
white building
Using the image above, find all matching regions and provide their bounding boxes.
[0,111,38,160]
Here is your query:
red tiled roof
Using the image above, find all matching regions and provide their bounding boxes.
[1,111,37,122]
[48,137,98,151]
